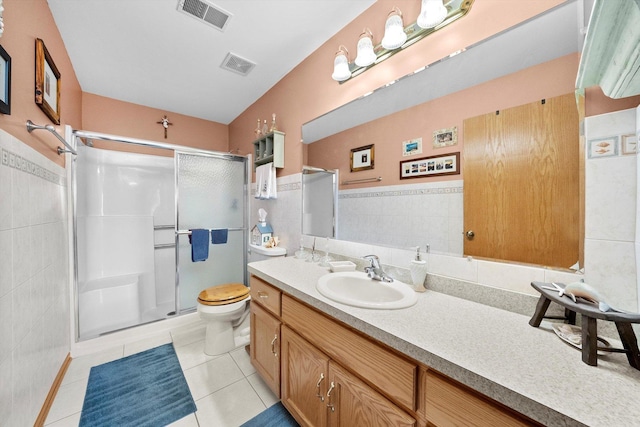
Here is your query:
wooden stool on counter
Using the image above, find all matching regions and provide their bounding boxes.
[529,281,640,370]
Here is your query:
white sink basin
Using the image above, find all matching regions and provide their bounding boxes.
[316,271,417,309]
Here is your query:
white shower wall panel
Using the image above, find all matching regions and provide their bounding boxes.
[76,146,174,222]
[77,216,156,313]
[76,145,175,312]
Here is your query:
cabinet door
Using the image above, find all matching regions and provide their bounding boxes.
[250,301,281,397]
[281,326,329,427]
[327,361,415,427]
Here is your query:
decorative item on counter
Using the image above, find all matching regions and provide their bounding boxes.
[295,237,309,260]
[250,208,273,246]
[410,245,428,292]
[255,118,262,138]
[269,113,278,132]
[265,236,279,248]
[306,237,320,262]
[261,119,268,135]
[540,281,619,312]
[318,237,333,267]
[552,324,611,354]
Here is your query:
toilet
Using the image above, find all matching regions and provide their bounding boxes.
[197,283,251,356]
[197,244,286,356]
[249,243,287,261]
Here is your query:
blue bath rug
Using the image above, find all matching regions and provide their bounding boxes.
[79,343,196,427]
[241,402,299,427]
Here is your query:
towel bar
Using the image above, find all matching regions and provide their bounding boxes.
[26,120,77,155]
[176,227,245,236]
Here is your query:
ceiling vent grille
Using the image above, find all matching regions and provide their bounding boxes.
[177,0,231,32]
[220,52,256,76]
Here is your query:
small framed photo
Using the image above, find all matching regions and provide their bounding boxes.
[402,138,422,156]
[587,136,618,159]
[350,144,374,172]
[35,38,61,124]
[621,134,637,155]
[0,44,10,115]
[400,152,460,179]
[433,126,457,148]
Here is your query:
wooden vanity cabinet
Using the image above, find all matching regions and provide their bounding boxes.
[249,276,282,397]
[249,274,537,427]
[281,325,415,427]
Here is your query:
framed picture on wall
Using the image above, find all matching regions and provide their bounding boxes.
[350,144,374,172]
[0,44,10,115]
[35,38,61,124]
[402,138,422,156]
[400,152,460,179]
[621,134,638,155]
[433,126,457,148]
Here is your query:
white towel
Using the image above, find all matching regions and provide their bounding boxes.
[255,163,277,199]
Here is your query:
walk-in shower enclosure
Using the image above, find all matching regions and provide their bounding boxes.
[70,131,249,341]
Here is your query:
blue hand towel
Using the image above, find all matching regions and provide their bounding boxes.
[211,229,228,244]
[188,229,209,262]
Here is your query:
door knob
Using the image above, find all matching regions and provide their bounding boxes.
[465,230,475,240]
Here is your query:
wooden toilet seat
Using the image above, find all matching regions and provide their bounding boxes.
[197,283,250,306]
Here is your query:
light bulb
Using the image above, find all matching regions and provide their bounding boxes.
[355,29,376,67]
[381,8,407,50]
[417,0,447,29]
[331,46,351,81]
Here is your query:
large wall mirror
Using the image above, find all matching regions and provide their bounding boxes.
[303,0,584,268]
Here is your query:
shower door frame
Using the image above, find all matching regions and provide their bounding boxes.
[70,129,250,342]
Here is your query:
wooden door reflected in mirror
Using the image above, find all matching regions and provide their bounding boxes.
[463,93,580,268]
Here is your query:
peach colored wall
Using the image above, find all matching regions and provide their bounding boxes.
[585,87,640,117]
[229,0,567,178]
[81,93,229,156]
[308,54,580,188]
[0,0,82,166]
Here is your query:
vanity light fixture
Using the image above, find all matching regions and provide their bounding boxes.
[381,7,407,50]
[417,0,447,29]
[331,0,474,83]
[331,45,352,82]
[355,28,376,67]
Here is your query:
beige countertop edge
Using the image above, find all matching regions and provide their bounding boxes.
[248,258,640,427]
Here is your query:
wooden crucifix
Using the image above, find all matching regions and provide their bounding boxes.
[156,115,173,139]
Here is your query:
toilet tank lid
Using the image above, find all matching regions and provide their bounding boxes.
[250,244,286,257]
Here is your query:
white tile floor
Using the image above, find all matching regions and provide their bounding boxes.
[44,322,279,427]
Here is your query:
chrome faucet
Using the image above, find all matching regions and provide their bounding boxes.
[363,255,394,282]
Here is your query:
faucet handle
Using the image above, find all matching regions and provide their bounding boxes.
[363,255,380,268]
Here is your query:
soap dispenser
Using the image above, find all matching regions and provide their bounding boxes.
[410,245,428,292]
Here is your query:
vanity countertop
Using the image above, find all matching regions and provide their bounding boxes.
[248,257,640,427]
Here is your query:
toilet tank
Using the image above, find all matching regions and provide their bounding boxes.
[249,244,286,262]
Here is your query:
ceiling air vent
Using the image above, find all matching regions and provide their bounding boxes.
[220,52,256,76]
[177,0,232,32]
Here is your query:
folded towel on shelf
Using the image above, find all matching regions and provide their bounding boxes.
[211,229,228,244]
[255,163,277,199]
[188,229,209,262]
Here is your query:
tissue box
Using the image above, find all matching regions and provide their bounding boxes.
[329,261,356,272]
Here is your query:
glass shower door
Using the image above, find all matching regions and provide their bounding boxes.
[175,152,248,313]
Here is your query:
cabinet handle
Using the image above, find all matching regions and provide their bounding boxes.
[326,381,335,412]
[315,373,325,401]
[258,291,269,299]
[270,335,278,357]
